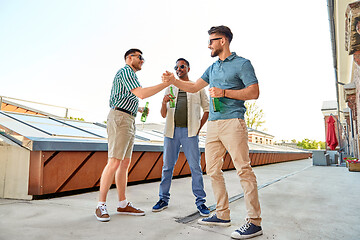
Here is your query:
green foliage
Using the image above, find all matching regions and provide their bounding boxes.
[245,101,265,130]
[297,139,326,149]
[67,116,85,121]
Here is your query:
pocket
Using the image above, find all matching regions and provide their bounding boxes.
[114,115,124,124]
[237,118,248,132]
[108,112,124,126]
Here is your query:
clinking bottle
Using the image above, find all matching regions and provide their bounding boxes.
[212,97,221,112]
[169,86,175,108]
[140,102,149,122]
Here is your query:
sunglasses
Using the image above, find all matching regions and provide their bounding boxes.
[174,64,187,71]
[208,37,222,45]
[131,54,145,61]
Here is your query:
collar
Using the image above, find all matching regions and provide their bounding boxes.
[217,52,237,63]
[125,64,135,73]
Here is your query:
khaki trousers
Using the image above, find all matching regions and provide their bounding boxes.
[205,118,262,226]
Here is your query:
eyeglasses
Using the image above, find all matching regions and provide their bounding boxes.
[131,54,145,61]
[174,64,187,71]
[208,37,222,45]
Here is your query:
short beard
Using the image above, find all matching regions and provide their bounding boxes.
[134,64,142,71]
[211,48,221,57]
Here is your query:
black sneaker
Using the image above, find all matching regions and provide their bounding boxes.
[197,214,231,226]
[152,199,168,212]
[197,203,210,216]
[231,222,263,239]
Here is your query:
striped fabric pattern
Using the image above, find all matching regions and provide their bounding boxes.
[109,65,141,115]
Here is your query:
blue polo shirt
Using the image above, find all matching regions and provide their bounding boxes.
[201,52,258,121]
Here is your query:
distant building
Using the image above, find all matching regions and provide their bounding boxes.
[327,0,360,158]
[248,128,274,145]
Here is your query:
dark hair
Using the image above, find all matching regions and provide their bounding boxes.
[124,48,143,60]
[176,58,190,68]
[208,25,233,43]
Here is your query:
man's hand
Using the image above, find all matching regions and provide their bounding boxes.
[138,107,150,115]
[197,128,201,136]
[162,71,176,84]
[209,87,224,98]
[162,94,175,104]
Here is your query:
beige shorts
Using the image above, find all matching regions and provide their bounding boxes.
[107,109,135,160]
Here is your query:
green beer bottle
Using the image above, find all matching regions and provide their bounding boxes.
[169,86,175,108]
[212,97,221,112]
[140,102,149,122]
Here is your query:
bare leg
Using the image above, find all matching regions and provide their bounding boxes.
[99,157,121,202]
[115,158,131,201]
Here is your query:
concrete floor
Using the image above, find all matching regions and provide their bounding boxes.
[1,158,359,240]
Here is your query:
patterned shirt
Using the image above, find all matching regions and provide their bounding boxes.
[201,52,258,121]
[109,64,141,116]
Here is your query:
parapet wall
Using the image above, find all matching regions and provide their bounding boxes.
[27,149,311,197]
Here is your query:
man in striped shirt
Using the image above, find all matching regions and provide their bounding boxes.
[95,48,172,222]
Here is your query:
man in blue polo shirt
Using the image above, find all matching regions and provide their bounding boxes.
[162,26,262,239]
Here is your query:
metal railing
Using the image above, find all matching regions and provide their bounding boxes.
[0,95,76,118]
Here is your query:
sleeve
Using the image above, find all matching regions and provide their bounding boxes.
[121,68,141,91]
[200,66,211,84]
[164,86,170,96]
[239,60,258,87]
[200,88,210,112]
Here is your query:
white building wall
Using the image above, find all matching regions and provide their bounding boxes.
[0,137,31,200]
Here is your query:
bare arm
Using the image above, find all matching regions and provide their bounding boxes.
[209,83,260,100]
[131,82,170,100]
[174,78,208,93]
[160,94,174,118]
[197,112,209,135]
[162,71,208,93]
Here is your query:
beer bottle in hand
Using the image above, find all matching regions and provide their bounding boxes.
[169,86,176,108]
[212,97,221,112]
[141,102,149,122]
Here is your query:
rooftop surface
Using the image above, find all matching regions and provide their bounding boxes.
[1,158,359,240]
[0,110,307,153]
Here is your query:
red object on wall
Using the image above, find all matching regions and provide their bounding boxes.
[326,116,338,150]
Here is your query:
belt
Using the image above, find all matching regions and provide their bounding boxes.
[114,107,136,117]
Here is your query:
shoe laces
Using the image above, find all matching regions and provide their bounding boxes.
[199,204,207,210]
[208,214,217,220]
[238,222,251,233]
[127,202,141,210]
[99,205,108,215]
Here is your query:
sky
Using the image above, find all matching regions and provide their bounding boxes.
[0,0,336,141]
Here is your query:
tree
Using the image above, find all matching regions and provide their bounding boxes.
[245,101,266,130]
[67,116,85,121]
[297,139,326,149]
